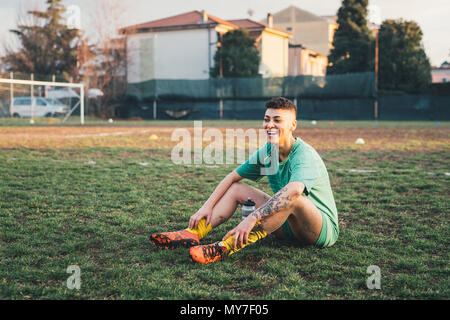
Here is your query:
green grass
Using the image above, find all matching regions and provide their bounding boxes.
[0,145,448,299]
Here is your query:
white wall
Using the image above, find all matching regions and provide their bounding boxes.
[126,34,145,83]
[126,28,218,83]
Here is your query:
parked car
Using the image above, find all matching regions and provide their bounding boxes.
[0,99,8,117]
[8,97,70,118]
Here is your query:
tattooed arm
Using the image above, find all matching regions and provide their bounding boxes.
[250,181,305,222]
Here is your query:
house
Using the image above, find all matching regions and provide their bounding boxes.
[262,6,334,76]
[120,10,292,82]
[264,6,381,77]
[120,10,235,82]
[266,5,336,56]
[431,61,450,83]
[288,44,327,76]
[228,17,292,77]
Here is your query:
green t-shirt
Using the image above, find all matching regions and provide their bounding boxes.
[236,137,338,231]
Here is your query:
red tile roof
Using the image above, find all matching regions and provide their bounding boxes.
[228,19,292,37]
[228,19,265,30]
[121,10,238,33]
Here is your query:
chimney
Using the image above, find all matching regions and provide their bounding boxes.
[202,10,208,23]
[267,13,273,28]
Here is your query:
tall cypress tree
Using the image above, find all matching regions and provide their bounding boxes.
[378,19,431,92]
[327,0,373,74]
[3,0,80,79]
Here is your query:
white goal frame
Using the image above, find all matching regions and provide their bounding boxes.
[0,77,85,124]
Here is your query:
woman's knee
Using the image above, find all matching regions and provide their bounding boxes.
[228,182,267,205]
[227,182,252,204]
[228,181,244,196]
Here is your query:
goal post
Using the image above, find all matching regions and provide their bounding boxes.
[0,77,85,125]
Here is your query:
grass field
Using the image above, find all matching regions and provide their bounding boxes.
[0,119,449,299]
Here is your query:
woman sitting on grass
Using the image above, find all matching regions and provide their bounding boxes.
[151,97,339,264]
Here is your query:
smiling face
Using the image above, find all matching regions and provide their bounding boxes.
[263,108,297,145]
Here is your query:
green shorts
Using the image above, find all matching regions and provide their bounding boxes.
[281,211,338,248]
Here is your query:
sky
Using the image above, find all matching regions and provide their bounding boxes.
[0,0,449,66]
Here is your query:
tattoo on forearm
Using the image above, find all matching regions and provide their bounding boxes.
[251,187,291,220]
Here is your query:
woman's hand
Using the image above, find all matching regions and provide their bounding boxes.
[222,215,259,249]
[189,206,212,230]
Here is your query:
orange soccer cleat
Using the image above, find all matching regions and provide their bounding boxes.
[189,242,228,264]
[150,229,200,250]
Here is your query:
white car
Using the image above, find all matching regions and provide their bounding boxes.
[9,97,70,118]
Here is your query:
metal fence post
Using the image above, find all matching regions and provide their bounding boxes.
[80,85,85,125]
[374,27,379,120]
[31,73,34,120]
[9,72,13,117]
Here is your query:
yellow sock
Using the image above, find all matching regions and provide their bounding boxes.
[220,222,267,256]
[186,218,212,240]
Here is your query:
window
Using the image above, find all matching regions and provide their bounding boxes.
[14,98,25,105]
[36,98,47,106]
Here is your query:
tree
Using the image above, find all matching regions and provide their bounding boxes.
[79,0,128,118]
[2,0,80,80]
[327,0,373,74]
[210,29,260,78]
[378,19,431,92]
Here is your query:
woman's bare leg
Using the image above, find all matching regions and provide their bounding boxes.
[209,182,271,228]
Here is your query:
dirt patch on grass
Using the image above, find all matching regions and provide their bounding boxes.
[298,128,449,151]
[0,126,448,151]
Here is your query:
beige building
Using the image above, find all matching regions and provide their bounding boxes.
[266,5,337,56]
[263,6,336,76]
[321,15,339,52]
[228,18,292,77]
[288,44,328,76]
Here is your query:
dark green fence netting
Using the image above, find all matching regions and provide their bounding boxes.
[118,95,450,121]
[119,72,450,120]
[126,72,376,101]
[378,94,450,121]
